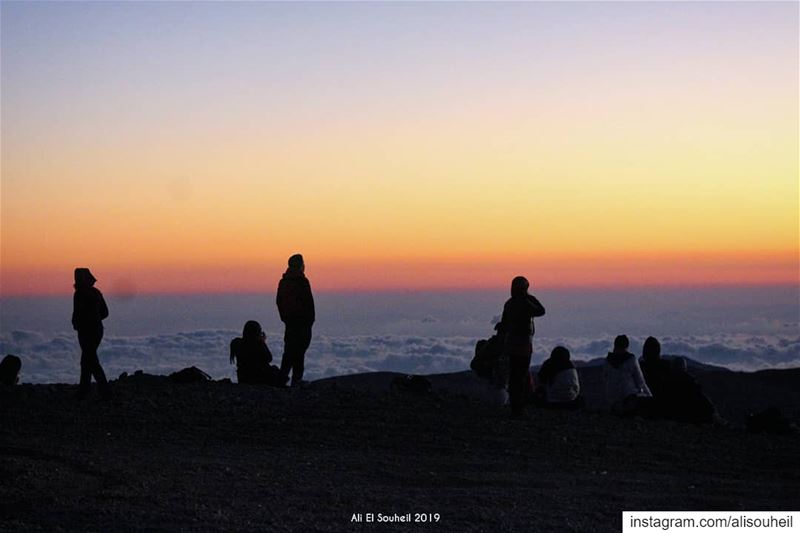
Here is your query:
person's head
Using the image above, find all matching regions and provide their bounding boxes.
[642,336,661,361]
[288,254,304,272]
[242,320,263,341]
[74,268,97,289]
[613,334,630,353]
[551,345,571,362]
[510,276,529,298]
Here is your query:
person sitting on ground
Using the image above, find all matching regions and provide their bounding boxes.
[471,322,505,380]
[230,321,287,386]
[534,346,583,409]
[663,356,716,423]
[639,336,671,415]
[0,354,22,386]
[604,334,653,416]
[470,323,511,406]
[639,336,671,396]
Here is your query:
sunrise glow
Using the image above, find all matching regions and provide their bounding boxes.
[2,2,797,296]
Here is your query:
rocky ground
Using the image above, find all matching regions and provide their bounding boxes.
[1,367,798,532]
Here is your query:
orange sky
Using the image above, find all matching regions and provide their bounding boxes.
[1,2,798,296]
[1,251,796,297]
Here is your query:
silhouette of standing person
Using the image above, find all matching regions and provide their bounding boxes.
[276,254,315,387]
[500,276,545,418]
[72,268,111,399]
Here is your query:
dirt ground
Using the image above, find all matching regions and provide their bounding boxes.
[1,368,798,532]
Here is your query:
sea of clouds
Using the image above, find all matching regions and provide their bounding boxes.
[2,288,798,383]
[2,329,799,384]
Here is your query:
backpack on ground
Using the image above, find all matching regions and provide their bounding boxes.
[169,366,212,384]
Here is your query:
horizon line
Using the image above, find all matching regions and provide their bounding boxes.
[2,280,799,299]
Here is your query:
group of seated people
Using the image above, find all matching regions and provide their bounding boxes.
[602,334,715,422]
[472,329,716,422]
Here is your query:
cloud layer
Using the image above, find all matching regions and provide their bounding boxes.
[2,329,798,384]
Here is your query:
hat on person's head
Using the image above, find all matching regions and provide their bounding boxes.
[288,254,304,269]
[74,268,97,288]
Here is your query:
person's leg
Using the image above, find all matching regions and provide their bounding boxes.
[636,396,658,419]
[280,326,295,381]
[508,346,532,416]
[291,325,312,384]
[78,328,102,397]
[508,357,524,415]
[549,396,585,410]
[266,364,288,387]
[77,330,94,397]
[570,395,586,410]
[90,328,110,396]
[531,386,547,407]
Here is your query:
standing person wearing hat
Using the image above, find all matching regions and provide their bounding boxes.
[500,276,546,418]
[276,254,315,387]
[72,268,111,399]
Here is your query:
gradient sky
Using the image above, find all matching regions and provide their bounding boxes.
[1,2,798,295]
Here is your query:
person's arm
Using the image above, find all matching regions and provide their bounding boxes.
[500,301,510,330]
[97,290,109,321]
[527,294,545,317]
[632,359,652,397]
[71,292,80,330]
[229,339,237,365]
[304,279,315,324]
[262,336,273,364]
[276,280,290,322]
[572,369,581,397]
[537,360,550,385]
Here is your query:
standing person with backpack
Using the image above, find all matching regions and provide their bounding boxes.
[276,254,315,387]
[72,268,111,399]
[500,276,545,418]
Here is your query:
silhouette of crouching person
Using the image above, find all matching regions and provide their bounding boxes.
[72,268,111,399]
[230,321,287,386]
